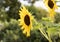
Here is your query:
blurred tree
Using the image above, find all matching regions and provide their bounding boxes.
[0,7,8,21]
[4,0,21,20]
[55,13,60,23]
[23,0,39,6]
[0,0,21,21]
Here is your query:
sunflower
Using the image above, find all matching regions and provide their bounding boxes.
[44,0,58,22]
[18,6,34,37]
[44,0,58,11]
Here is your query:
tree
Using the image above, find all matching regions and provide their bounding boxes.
[0,0,21,21]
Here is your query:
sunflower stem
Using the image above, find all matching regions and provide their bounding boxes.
[39,28,52,42]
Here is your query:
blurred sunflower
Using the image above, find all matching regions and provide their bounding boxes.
[44,0,58,22]
[18,6,34,37]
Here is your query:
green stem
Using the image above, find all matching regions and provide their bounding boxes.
[39,28,52,42]
[34,19,52,42]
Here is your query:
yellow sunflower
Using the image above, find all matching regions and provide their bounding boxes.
[44,0,58,22]
[18,5,34,37]
[44,0,58,11]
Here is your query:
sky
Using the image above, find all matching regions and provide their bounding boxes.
[19,0,60,13]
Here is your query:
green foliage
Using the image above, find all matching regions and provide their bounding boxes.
[0,0,21,20]
[0,7,7,21]
[55,13,60,23]
[38,18,60,42]
[5,0,21,20]
[0,19,49,42]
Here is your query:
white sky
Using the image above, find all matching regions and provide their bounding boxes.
[19,0,60,13]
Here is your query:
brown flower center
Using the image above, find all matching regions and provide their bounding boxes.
[24,15,30,26]
[48,0,54,9]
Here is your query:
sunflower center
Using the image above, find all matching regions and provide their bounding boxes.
[24,15,30,26]
[48,0,54,9]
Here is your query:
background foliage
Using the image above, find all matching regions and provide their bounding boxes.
[0,0,60,42]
